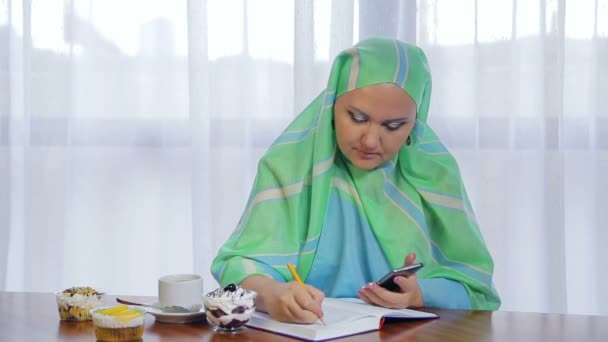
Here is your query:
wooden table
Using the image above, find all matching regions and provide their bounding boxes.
[1,292,607,341]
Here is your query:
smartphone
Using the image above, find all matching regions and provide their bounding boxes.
[376,263,424,292]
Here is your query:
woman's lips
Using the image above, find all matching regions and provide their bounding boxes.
[354,148,379,160]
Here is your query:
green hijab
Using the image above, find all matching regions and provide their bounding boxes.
[211,37,500,310]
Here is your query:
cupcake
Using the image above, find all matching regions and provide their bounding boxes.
[90,305,145,341]
[204,284,256,332]
[56,286,104,321]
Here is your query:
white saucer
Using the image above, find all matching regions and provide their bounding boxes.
[143,302,206,324]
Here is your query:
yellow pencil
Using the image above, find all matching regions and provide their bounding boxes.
[287,263,327,326]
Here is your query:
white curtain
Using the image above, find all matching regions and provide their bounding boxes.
[1,0,606,315]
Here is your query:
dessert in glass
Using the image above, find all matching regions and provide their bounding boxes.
[204,283,256,333]
[90,305,145,341]
[56,286,104,321]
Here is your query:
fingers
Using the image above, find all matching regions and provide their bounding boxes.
[360,282,409,309]
[294,284,324,319]
[265,281,326,324]
[404,252,416,266]
[305,285,326,315]
[285,300,322,324]
[305,284,326,301]
[393,275,415,288]
[271,282,323,324]
[357,287,375,306]
[357,276,424,310]
[358,253,423,310]
[395,275,424,307]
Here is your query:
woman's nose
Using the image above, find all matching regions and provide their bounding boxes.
[361,126,380,150]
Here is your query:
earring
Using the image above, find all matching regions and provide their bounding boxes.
[406,136,411,146]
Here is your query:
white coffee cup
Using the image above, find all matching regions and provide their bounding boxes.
[158,274,203,312]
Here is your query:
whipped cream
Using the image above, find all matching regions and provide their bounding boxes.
[91,309,146,329]
[204,285,256,322]
[56,287,103,308]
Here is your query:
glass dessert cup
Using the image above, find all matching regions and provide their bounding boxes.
[204,284,257,333]
[90,305,146,341]
[55,286,104,321]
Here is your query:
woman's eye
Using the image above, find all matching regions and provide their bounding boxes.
[349,111,367,123]
[385,122,405,131]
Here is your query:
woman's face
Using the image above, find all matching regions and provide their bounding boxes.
[333,83,417,170]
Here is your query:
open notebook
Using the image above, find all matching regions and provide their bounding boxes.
[247,298,438,341]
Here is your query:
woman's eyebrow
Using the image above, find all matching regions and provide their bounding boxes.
[348,105,412,123]
[383,118,410,124]
[347,105,370,117]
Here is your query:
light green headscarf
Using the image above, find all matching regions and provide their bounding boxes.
[211,38,500,310]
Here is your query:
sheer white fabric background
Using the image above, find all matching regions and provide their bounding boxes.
[1,0,606,315]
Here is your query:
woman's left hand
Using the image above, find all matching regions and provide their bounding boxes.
[357,252,424,309]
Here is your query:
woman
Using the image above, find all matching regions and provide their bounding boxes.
[211,37,501,323]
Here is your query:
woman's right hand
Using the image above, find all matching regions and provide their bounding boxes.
[241,275,325,324]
